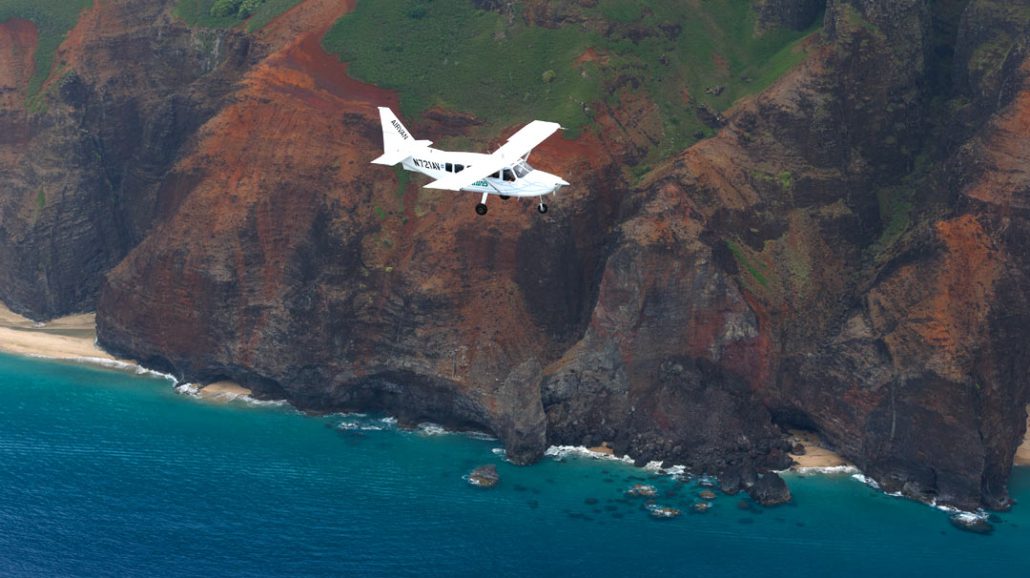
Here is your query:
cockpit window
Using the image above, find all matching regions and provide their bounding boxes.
[513,161,533,178]
[502,169,516,182]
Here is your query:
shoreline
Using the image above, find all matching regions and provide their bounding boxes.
[2,303,1028,469]
[0,303,252,399]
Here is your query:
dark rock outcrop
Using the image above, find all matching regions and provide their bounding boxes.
[746,473,792,506]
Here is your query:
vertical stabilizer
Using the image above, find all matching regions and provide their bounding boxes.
[371,107,429,165]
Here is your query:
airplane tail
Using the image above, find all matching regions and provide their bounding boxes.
[371,107,431,166]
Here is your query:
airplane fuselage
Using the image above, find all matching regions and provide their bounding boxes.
[401,147,565,198]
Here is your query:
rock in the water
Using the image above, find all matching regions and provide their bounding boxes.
[746,472,792,506]
[719,466,742,495]
[467,464,500,488]
[949,513,993,534]
[692,502,711,513]
[699,490,717,500]
[626,484,658,497]
[647,505,681,519]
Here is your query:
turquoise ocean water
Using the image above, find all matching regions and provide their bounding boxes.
[1,353,1028,577]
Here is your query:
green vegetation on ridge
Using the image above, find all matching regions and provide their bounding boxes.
[0,0,92,99]
[323,0,819,160]
[174,0,302,31]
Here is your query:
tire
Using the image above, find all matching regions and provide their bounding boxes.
[537,203,548,214]
[475,203,488,215]
[500,195,511,201]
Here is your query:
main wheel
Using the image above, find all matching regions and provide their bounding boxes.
[500,195,511,201]
[475,203,488,215]
[537,203,548,214]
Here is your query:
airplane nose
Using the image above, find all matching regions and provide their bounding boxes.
[537,171,569,187]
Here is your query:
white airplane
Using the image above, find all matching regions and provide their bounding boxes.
[371,107,570,215]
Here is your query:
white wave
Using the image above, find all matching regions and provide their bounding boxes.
[175,382,201,396]
[380,416,398,425]
[417,422,448,436]
[544,445,634,464]
[928,498,989,519]
[664,465,687,477]
[850,473,881,490]
[792,465,860,475]
[328,412,368,419]
[337,420,385,431]
[30,354,179,383]
[491,448,507,458]
[237,396,289,408]
[643,460,689,478]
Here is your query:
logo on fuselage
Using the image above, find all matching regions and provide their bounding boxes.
[391,119,409,140]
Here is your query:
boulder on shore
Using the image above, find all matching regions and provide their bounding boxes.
[467,464,500,488]
[746,472,792,506]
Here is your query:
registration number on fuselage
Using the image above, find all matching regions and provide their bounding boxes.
[412,158,443,171]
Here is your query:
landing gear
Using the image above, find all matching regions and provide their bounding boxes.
[475,203,488,215]
[500,195,511,201]
[537,202,548,214]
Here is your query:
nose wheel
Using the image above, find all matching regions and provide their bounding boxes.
[475,203,488,216]
[537,202,548,214]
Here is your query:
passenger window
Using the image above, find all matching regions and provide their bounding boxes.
[503,169,515,182]
[492,171,501,179]
[455,165,464,172]
[446,163,453,172]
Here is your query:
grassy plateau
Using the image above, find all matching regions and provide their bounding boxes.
[323,0,819,159]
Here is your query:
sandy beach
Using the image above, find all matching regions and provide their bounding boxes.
[0,303,254,399]
[0,303,115,361]
[1017,406,1030,467]
[196,381,253,402]
[787,430,854,469]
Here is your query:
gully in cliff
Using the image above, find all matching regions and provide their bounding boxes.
[370,108,570,215]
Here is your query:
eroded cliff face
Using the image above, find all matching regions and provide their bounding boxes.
[2,0,1028,510]
[0,0,255,319]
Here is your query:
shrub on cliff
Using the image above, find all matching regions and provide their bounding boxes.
[210,0,243,18]
[210,0,265,19]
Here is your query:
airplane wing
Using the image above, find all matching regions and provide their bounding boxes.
[423,155,509,191]
[423,120,562,191]
[494,120,562,161]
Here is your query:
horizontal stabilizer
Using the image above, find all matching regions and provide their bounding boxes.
[371,149,411,166]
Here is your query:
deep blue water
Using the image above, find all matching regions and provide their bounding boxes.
[0,353,1028,577]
